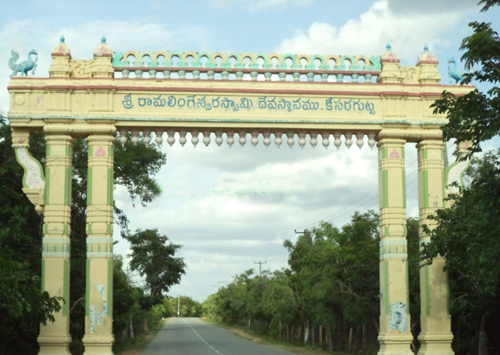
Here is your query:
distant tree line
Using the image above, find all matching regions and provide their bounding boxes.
[203,211,418,354]
[203,149,500,354]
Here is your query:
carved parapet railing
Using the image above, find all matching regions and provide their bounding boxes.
[45,38,441,85]
[113,128,378,150]
[111,50,382,83]
[11,130,46,214]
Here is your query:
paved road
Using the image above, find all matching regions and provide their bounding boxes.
[140,317,296,355]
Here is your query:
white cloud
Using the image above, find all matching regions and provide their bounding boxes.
[387,0,478,14]
[274,0,475,63]
[209,0,313,11]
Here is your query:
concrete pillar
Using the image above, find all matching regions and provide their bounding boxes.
[377,137,413,355]
[417,140,454,355]
[82,134,115,354]
[39,134,73,355]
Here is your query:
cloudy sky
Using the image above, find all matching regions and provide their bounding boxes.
[1,0,499,302]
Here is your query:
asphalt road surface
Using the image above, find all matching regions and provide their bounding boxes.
[140,317,297,355]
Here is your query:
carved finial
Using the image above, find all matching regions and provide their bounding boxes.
[52,36,71,57]
[416,45,441,83]
[381,43,399,63]
[94,36,112,57]
[417,45,438,65]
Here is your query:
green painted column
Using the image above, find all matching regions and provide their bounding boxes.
[82,134,115,355]
[377,137,413,355]
[39,134,73,355]
[417,140,454,355]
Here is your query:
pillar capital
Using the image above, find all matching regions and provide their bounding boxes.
[416,139,445,148]
[44,123,116,136]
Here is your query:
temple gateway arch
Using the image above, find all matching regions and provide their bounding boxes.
[8,37,472,355]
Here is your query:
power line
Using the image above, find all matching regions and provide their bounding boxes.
[303,159,420,230]
[263,159,423,263]
[298,158,419,231]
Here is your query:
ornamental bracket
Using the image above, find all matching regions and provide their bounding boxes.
[444,141,472,195]
[12,130,46,215]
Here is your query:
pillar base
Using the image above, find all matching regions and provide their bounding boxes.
[38,335,71,355]
[82,334,114,355]
[378,333,414,355]
[418,333,454,355]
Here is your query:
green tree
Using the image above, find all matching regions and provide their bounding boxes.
[112,255,139,343]
[421,150,500,354]
[202,294,219,319]
[406,217,421,351]
[431,0,500,156]
[203,212,422,353]
[424,2,500,354]
[126,229,186,300]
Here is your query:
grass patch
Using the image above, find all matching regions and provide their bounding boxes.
[201,318,353,355]
[114,319,165,355]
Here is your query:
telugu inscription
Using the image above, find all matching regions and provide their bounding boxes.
[122,94,376,115]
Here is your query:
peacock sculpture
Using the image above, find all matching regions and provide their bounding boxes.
[447,57,465,84]
[9,49,38,77]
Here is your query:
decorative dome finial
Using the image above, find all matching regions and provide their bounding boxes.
[381,43,399,63]
[94,36,112,57]
[53,36,71,56]
[417,45,437,65]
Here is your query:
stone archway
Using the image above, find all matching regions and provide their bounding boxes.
[8,37,472,355]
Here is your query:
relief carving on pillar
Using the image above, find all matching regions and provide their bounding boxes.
[389,302,408,332]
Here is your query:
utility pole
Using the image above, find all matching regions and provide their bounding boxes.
[295,229,308,234]
[177,296,180,317]
[254,261,267,277]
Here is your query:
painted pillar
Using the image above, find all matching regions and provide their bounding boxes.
[417,140,454,355]
[378,137,413,355]
[39,134,73,355]
[82,134,115,354]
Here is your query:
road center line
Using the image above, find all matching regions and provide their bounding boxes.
[183,318,223,355]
